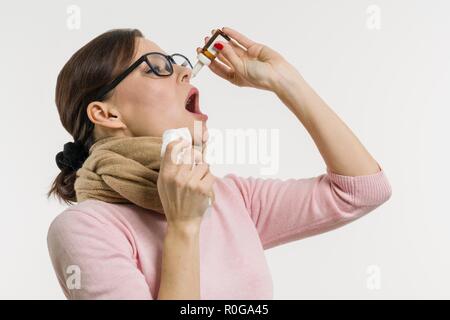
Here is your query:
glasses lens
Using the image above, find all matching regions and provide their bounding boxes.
[171,54,192,69]
[147,54,172,76]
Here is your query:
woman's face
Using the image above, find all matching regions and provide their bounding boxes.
[91,37,208,142]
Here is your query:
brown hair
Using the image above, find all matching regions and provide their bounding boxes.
[47,28,144,204]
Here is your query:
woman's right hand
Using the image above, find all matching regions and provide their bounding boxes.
[198,27,293,93]
[157,136,216,230]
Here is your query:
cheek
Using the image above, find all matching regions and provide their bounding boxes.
[119,76,175,110]
[119,79,157,106]
[114,79,186,136]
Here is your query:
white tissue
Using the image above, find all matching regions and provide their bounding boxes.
[160,127,193,159]
[160,127,213,212]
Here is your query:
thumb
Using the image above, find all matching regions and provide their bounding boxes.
[215,41,243,73]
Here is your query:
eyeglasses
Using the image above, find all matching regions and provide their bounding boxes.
[95,52,193,101]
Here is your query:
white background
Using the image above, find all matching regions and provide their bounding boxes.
[1,0,449,299]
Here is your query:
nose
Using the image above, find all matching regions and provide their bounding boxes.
[175,64,193,83]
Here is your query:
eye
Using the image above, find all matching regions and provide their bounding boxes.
[147,65,164,74]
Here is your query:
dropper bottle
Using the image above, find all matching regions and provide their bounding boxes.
[191,28,231,78]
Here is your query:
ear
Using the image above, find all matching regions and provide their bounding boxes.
[86,101,127,130]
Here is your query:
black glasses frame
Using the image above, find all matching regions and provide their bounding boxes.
[94,52,193,101]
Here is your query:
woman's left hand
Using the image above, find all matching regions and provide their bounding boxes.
[196,27,299,92]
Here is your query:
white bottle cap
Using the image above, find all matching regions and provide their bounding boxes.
[191,61,203,78]
[191,52,212,78]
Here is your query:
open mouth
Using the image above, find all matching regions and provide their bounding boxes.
[185,92,198,113]
[185,88,208,121]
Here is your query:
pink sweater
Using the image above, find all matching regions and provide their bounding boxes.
[47,165,392,299]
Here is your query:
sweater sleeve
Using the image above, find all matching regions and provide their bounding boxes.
[47,210,153,299]
[226,163,392,250]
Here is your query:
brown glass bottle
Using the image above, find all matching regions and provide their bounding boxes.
[191,29,231,78]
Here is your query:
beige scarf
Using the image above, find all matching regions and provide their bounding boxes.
[74,135,165,214]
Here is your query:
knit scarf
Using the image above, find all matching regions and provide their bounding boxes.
[74,135,165,214]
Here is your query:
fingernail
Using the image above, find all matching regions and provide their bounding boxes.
[214,42,223,50]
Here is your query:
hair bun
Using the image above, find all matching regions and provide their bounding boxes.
[55,141,89,171]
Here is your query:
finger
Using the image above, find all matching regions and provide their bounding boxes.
[188,162,210,182]
[173,145,195,182]
[215,41,243,74]
[215,50,233,68]
[179,145,203,168]
[197,44,232,69]
[228,38,247,56]
[192,141,203,165]
[199,172,217,203]
[177,144,192,166]
[196,47,233,80]
[210,59,234,80]
[201,128,209,150]
[221,27,257,49]
[209,31,247,56]
[202,128,209,144]
[162,138,190,169]
[202,36,235,67]
[202,133,210,164]
[192,126,206,149]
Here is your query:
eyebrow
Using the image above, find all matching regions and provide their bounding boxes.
[138,50,169,59]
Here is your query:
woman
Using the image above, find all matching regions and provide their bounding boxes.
[47,27,392,299]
